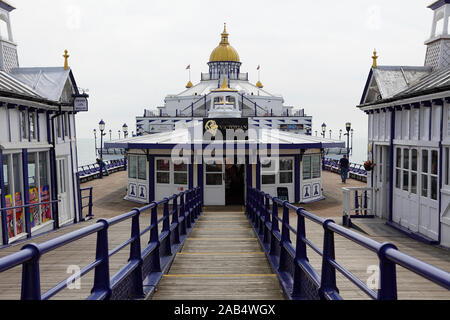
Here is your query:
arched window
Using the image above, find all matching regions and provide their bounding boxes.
[0,16,8,41]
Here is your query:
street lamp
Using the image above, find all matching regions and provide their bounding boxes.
[99,120,106,179]
[122,123,129,138]
[339,129,343,140]
[351,129,354,155]
[321,123,327,138]
[118,130,121,140]
[93,129,97,157]
[345,122,352,156]
[329,130,332,139]
[109,129,112,141]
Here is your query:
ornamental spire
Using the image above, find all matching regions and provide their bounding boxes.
[63,50,70,70]
[372,49,378,68]
[220,23,230,45]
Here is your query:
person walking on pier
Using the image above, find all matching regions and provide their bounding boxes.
[339,155,350,184]
[96,158,110,176]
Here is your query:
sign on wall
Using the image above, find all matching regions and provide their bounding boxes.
[203,118,249,140]
[73,94,89,112]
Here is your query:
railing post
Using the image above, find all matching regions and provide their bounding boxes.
[21,243,42,300]
[263,195,271,244]
[185,191,192,229]
[355,190,360,215]
[149,204,161,272]
[179,192,187,236]
[87,187,93,219]
[319,219,339,300]
[278,202,291,273]
[129,209,144,298]
[172,195,180,245]
[292,208,311,299]
[377,243,398,300]
[269,199,280,256]
[162,199,172,256]
[91,219,111,299]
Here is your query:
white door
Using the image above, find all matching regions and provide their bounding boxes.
[393,147,419,230]
[418,149,439,240]
[375,146,389,219]
[204,161,225,205]
[57,158,72,225]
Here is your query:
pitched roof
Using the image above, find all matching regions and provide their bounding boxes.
[0,70,41,98]
[9,67,72,102]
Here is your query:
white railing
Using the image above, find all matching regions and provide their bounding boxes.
[343,187,374,223]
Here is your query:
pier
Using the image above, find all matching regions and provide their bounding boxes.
[0,170,448,300]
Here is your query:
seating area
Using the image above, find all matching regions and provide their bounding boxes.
[323,158,367,182]
[78,159,126,183]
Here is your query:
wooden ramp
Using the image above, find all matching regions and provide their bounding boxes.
[152,210,285,300]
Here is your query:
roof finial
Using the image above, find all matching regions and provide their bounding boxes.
[63,50,70,70]
[372,49,378,68]
[224,22,227,33]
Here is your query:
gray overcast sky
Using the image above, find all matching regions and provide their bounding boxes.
[9,0,434,142]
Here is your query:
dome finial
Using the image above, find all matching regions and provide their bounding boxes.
[224,22,227,33]
[372,49,379,68]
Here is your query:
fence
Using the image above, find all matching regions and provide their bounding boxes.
[342,187,375,227]
[246,187,450,300]
[323,158,367,182]
[1,200,60,246]
[0,188,203,300]
[78,159,126,183]
[79,187,93,221]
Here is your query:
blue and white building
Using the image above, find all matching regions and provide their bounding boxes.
[136,25,312,136]
[0,1,87,245]
[358,0,450,248]
[107,26,344,206]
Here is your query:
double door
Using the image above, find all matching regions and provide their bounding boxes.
[393,147,439,240]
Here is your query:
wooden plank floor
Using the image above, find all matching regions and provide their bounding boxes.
[151,211,285,300]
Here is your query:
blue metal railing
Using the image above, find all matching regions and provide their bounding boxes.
[0,187,203,300]
[246,187,450,300]
[323,158,368,182]
[80,187,93,221]
[78,159,126,183]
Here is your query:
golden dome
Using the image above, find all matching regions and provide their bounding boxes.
[186,81,193,88]
[209,24,240,63]
[256,81,264,88]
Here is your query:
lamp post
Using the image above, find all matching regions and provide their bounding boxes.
[99,120,106,179]
[118,130,121,140]
[93,129,97,158]
[351,129,354,155]
[329,130,332,139]
[123,123,129,138]
[321,123,327,138]
[315,131,318,137]
[345,122,352,157]
[109,129,112,141]
[339,129,343,140]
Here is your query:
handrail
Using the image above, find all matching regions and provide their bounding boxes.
[246,187,450,300]
[0,187,203,300]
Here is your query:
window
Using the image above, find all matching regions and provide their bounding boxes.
[422,150,429,197]
[174,161,188,185]
[431,150,438,200]
[303,155,321,181]
[280,158,293,184]
[128,155,137,179]
[56,117,62,139]
[64,113,69,137]
[206,162,223,186]
[402,148,409,192]
[262,160,276,185]
[20,111,28,140]
[29,112,37,140]
[138,156,147,180]
[395,148,401,189]
[411,149,418,195]
[156,159,170,184]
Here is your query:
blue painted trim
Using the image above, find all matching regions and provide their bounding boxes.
[0,149,7,245]
[429,104,433,141]
[197,164,204,204]
[7,107,11,142]
[360,69,373,105]
[22,149,31,237]
[189,160,194,190]
[0,1,15,12]
[47,112,58,229]
[429,0,450,10]
[27,110,31,143]
[256,158,261,190]
[295,154,300,203]
[149,156,155,202]
[36,112,40,142]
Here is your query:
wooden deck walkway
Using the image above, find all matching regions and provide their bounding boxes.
[152,210,285,300]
